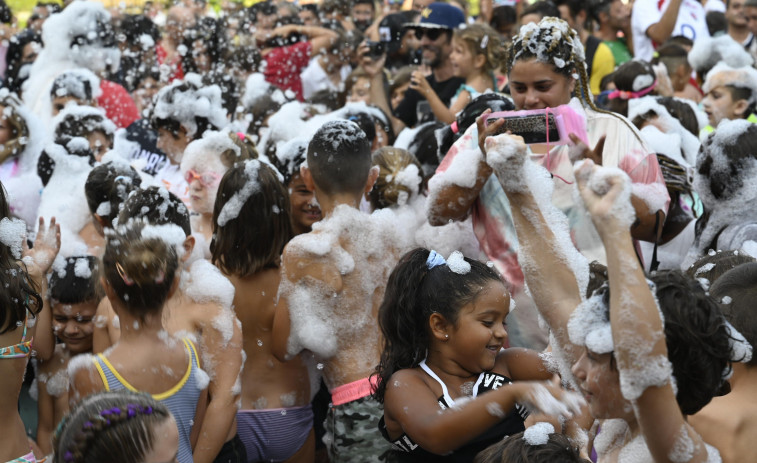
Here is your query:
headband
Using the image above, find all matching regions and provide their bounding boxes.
[607,80,658,100]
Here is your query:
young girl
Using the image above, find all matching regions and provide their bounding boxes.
[212,160,314,462]
[179,130,253,251]
[70,221,208,463]
[52,390,179,463]
[375,248,583,460]
[0,189,59,462]
[36,256,102,455]
[411,23,505,124]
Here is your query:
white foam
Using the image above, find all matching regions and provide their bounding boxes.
[446,250,471,275]
[523,422,554,446]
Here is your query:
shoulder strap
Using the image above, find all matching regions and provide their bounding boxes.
[419,359,455,406]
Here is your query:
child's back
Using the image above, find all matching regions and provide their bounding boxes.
[274,120,401,461]
[281,205,401,388]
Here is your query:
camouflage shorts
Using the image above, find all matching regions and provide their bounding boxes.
[323,395,398,462]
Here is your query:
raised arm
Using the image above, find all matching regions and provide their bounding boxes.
[575,161,712,463]
[426,113,497,226]
[25,217,60,361]
[645,0,684,46]
[482,128,587,364]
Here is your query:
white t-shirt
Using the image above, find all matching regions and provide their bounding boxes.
[300,58,352,101]
[632,0,710,61]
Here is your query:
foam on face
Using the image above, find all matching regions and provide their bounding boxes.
[151,73,228,138]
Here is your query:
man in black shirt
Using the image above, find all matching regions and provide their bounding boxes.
[394,2,466,127]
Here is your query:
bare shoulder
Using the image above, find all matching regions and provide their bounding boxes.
[282,232,343,291]
[39,344,68,373]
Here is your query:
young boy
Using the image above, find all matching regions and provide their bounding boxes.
[270,138,322,236]
[273,120,403,461]
[36,256,102,455]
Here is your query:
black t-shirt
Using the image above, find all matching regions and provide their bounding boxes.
[124,119,168,177]
[394,74,465,127]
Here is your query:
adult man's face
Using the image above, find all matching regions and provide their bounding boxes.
[727,0,748,28]
[746,5,757,34]
[299,9,319,26]
[417,28,452,68]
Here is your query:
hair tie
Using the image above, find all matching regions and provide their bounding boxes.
[607,79,658,100]
[113,175,129,183]
[652,51,659,58]
[116,262,135,286]
[450,121,458,134]
[236,132,246,141]
[426,250,447,270]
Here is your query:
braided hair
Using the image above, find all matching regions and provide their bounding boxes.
[53,391,172,463]
[506,17,638,136]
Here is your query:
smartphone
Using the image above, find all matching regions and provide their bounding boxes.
[485,113,560,145]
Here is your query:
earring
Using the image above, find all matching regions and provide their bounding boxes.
[444,334,449,340]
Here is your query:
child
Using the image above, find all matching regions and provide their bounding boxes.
[69,221,207,463]
[690,262,757,463]
[49,69,100,116]
[212,160,314,462]
[375,248,581,460]
[410,23,505,124]
[179,130,252,247]
[270,138,322,236]
[272,120,401,461]
[52,390,178,463]
[53,105,116,162]
[473,423,591,463]
[98,186,245,463]
[36,256,102,455]
[482,131,740,461]
[700,64,757,137]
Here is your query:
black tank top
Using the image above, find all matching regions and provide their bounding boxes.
[378,360,529,462]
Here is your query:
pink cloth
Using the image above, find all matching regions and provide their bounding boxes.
[98,80,139,128]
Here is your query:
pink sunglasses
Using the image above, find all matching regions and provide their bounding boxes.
[184,169,221,187]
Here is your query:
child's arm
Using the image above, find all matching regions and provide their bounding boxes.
[384,369,582,454]
[36,361,55,455]
[409,70,457,124]
[575,161,712,463]
[191,304,244,463]
[25,217,61,362]
[483,132,587,361]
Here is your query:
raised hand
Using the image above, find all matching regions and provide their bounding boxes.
[409,70,432,97]
[574,160,635,233]
[517,379,585,420]
[23,217,61,278]
[484,131,530,193]
[568,133,606,165]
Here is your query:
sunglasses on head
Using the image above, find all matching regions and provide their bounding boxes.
[184,169,221,187]
[414,28,445,41]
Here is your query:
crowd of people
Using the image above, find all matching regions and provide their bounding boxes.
[1,0,757,461]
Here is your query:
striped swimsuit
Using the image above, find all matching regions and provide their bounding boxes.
[93,338,203,463]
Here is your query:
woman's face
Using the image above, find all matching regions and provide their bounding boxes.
[508,58,575,110]
[702,86,746,127]
[571,348,632,420]
[185,155,226,214]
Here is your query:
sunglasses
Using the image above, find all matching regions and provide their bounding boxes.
[184,169,221,187]
[414,28,445,41]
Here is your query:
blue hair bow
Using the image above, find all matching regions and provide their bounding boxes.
[426,250,446,270]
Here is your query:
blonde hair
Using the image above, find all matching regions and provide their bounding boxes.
[454,23,506,74]
[369,147,423,210]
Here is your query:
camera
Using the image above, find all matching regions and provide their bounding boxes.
[365,40,386,58]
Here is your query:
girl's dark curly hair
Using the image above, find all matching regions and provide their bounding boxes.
[373,248,504,403]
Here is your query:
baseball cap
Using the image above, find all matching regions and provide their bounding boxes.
[405,2,466,30]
